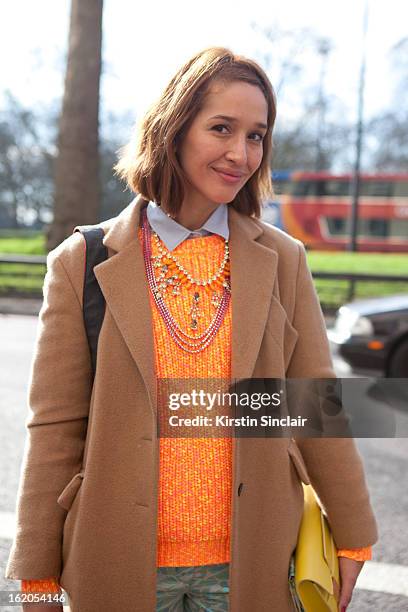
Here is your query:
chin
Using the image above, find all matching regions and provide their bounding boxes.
[207,189,241,204]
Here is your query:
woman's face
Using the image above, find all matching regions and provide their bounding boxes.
[177,80,268,211]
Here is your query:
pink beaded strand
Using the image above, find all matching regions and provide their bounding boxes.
[141,208,231,353]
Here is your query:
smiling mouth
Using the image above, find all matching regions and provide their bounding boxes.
[212,168,245,182]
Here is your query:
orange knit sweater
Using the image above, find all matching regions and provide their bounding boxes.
[152,231,233,566]
[22,229,371,592]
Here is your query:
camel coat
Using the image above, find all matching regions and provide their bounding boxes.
[6,195,378,611]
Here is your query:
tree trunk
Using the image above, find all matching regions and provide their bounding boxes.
[47,0,103,251]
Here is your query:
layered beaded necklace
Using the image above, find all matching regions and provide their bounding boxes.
[141,207,231,354]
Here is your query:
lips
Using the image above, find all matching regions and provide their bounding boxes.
[212,167,246,184]
[212,167,245,178]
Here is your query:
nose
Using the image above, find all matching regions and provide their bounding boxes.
[225,135,248,166]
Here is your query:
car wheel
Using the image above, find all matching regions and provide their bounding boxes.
[388,340,408,377]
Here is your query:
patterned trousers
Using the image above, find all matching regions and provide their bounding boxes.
[156,562,230,611]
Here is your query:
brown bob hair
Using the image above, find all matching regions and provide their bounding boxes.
[114,46,277,218]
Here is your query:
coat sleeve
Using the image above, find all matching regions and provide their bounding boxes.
[5,236,92,580]
[286,242,378,550]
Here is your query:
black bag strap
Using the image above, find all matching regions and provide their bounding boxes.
[73,227,108,382]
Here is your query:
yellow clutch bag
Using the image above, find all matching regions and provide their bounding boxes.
[291,484,340,612]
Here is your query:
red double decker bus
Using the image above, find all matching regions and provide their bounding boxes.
[281,172,408,252]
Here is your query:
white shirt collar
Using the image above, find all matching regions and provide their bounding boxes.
[146,200,229,251]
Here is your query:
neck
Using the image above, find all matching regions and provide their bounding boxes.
[162,199,220,231]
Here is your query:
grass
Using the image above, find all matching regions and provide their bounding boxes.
[0,233,47,295]
[0,269,45,294]
[306,251,408,307]
[306,251,407,275]
[0,233,46,255]
[0,234,407,305]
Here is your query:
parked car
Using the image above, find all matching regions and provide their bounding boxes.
[328,294,408,377]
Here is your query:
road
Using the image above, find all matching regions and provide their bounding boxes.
[0,313,407,611]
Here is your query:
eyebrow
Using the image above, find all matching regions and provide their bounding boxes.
[209,114,268,130]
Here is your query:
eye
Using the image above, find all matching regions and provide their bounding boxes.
[212,124,229,134]
[211,124,265,142]
[250,132,265,142]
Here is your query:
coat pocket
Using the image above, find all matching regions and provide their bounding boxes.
[57,471,85,511]
[287,440,310,485]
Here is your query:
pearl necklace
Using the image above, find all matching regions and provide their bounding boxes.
[151,231,230,288]
[141,208,231,353]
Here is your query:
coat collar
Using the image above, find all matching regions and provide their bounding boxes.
[100,193,261,252]
[94,194,278,416]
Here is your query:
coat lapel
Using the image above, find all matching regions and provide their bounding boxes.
[93,195,278,416]
[93,196,157,412]
[227,206,278,379]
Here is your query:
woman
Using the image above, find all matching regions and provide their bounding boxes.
[6,47,377,612]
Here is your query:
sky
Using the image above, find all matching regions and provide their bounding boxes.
[0,0,406,132]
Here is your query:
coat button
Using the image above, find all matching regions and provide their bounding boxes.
[238,483,244,496]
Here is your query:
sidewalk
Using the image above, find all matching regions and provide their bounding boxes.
[0,296,43,316]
